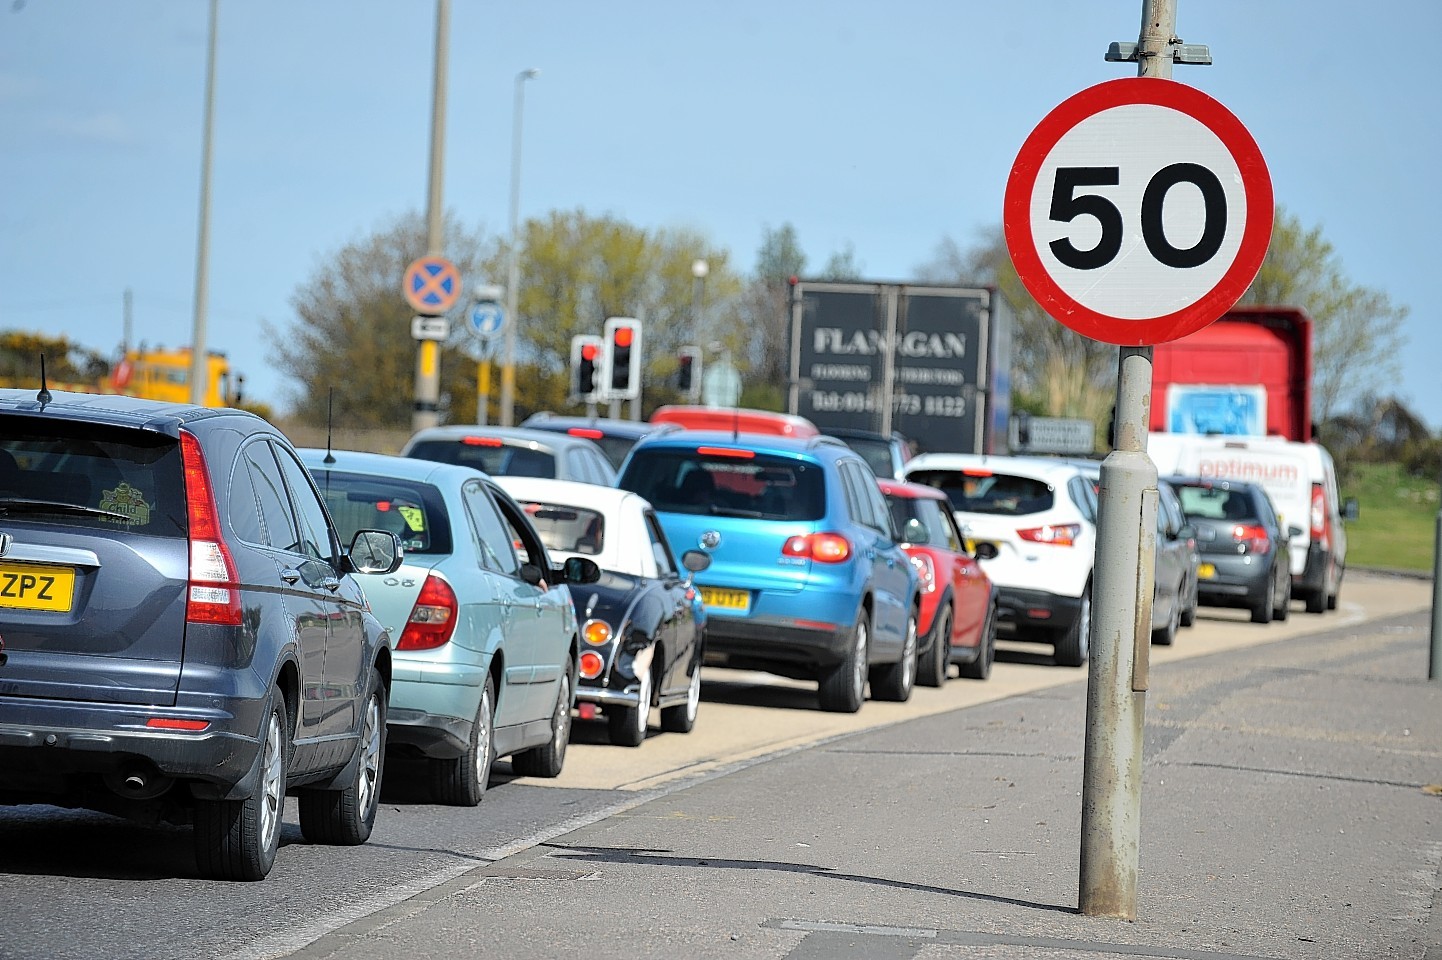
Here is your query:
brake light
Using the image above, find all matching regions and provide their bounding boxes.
[568,428,604,439]
[1232,524,1271,554]
[696,446,755,459]
[909,553,936,592]
[782,533,851,563]
[146,717,210,731]
[1310,483,1329,549]
[397,574,458,650]
[579,650,605,679]
[1017,523,1080,547]
[461,436,503,447]
[962,468,993,477]
[181,432,242,626]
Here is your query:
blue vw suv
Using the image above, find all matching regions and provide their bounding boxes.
[617,431,919,713]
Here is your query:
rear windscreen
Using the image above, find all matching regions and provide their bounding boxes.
[1173,484,1258,523]
[406,439,556,479]
[0,422,186,536]
[907,469,1054,516]
[885,495,953,548]
[518,501,604,555]
[841,438,894,478]
[620,449,825,521]
[310,470,453,555]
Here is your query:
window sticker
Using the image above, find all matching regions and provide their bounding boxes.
[99,482,153,525]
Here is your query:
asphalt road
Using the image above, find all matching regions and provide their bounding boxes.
[0,571,1431,960]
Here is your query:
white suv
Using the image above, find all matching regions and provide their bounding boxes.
[902,454,1097,666]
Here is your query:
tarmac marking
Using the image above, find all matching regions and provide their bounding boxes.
[1177,759,1431,791]
[766,919,1282,959]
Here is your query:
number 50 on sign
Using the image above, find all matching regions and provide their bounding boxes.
[1004,78,1272,346]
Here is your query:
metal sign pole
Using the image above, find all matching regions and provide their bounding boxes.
[1078,0,1171,921]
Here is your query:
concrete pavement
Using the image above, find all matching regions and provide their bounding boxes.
[286,593,1442,960]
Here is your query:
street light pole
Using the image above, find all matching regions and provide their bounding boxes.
[691,258,708,343]
[188,0,218,406]
[499,67,539,427]
[411,0,450,432]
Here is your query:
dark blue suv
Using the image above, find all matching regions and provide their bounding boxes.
[0,390,403,880]
[617,431,919,713]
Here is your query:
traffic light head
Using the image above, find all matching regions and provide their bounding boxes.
[676,345,702,400]
[602,318,642,400]
[570,334,603,402]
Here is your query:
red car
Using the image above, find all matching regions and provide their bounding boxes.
[879,479,998,682]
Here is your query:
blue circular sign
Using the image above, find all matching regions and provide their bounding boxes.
[470,302,505,338]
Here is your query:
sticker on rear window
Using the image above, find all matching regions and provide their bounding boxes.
[99,482,153,525]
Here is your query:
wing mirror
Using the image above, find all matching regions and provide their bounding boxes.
[346,530,404,575]
[971,541,999,561]
[558,555,601,585]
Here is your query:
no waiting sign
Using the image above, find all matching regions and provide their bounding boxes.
[1004,78,1272,346]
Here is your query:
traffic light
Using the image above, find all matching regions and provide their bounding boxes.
[676,345,702,401]
[602,317,642,400]
[570,334,603,402]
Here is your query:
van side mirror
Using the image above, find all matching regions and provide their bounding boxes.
[1342,498,1360,522]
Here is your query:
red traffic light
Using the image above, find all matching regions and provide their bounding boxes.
[581,343,599,361]
[613,326,634,348]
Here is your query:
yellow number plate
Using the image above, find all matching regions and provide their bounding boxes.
[700,587,750,613]
[1197,562,1217,580]
[0,562,76,612]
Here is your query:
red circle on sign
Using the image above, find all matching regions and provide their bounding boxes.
[403,256,463,315]
[1003,78,1272,345]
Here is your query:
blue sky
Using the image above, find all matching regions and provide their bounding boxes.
[2,1,1438,428]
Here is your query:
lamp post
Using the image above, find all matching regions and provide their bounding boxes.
[691,258,708,343]
[188,0,218,406]
[499,67,539,426]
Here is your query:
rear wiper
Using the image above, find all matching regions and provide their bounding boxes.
[0,498,134,522]
[710,506,764,519]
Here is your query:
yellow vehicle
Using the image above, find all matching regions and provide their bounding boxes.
[109,347,242,408]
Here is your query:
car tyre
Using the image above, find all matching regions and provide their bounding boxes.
[1152,589,1180,646]
[1304,584,1326,614]
[916,605,950,688]
[660,661,702,733]
[960,599,997,681]
[1250,572,1276,624]
[299,670,386,845]
[871,609,917,702]
[607,666,651,748]
[514,665,574,775]
[818,610,869,713]
[1179,576,1198,628]
[194,685,288,881]
[431,675,495,806]
[1053,586,1091,668]
[1274,575,1292,622]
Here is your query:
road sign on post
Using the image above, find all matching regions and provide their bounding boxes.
[403,256,463,316]
[1004,77,1272,345]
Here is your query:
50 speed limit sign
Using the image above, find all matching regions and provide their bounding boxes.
[1004,78,1272,345]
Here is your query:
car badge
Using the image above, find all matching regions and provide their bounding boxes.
[0,532,10,557]
[700,530,721,549]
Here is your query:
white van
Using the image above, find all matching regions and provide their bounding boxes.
[1147,433,1350,614]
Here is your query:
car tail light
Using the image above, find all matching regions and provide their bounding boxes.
[460,436,503,447]
[146,717,210,731]
[582,619,612,646]
[568,428,604,439]
[1310,483,1329,549]
[397,574,458,650]
[181,431,242,626]
[1017,523,1081,547]
[696,446,755,459]
[579,650,605,679]
[782,532,851,563]
[1231,524,1271,554]
[909,553,936,592]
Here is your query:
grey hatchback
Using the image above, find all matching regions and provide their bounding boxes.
[401,425,618,485]
[0,389,403,880]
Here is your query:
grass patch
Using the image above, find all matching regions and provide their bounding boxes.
[1342,462,1439,572]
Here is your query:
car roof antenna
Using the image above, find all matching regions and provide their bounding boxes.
[323,388,336,465]
[37,353,52,407]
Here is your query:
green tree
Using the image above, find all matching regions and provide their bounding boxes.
[915,230,1115,431]
[1238,207,1408,422]
[819,241,864,281]
[0,331,111,389]
[481,209,744,419]
[269,212,495,429]
[739,222,807,393]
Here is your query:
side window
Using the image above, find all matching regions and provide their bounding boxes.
[839,467,866,526]
[848,462,891,536]
[275,445,337,562]
[463,479,521,576]
[566,448,589,483]
[936,502,965,552]
[227,448,266,544]
[593,450,616,485]
[490,484,550,572]
[243,441,299,551]
[645,510,678,578]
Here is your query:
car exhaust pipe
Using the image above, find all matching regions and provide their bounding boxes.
[104,763,173,801]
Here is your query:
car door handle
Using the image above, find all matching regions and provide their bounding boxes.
[280,568,300,584]
[320,576,342,593]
